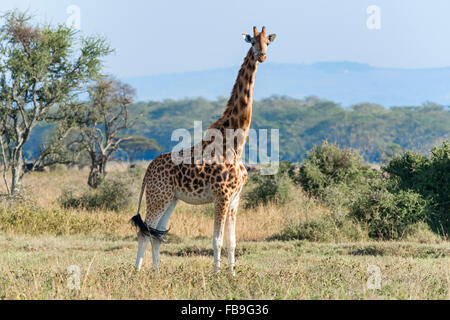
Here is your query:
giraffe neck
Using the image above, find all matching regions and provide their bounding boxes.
[209,48,258,158]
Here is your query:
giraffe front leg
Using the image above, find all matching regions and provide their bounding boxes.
[213,198,229,274]
[226,193,240,276]
[225,209,237,276]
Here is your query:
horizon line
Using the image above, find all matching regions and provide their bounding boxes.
[120,60,450,79]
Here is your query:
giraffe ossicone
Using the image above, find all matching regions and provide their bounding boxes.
[131,26,277,275]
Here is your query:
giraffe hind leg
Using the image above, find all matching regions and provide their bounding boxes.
[135,162,175,271]
[135,194,174,271]
[151,199,178,271]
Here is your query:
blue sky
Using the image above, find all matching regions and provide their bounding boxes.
[1,0,450,77]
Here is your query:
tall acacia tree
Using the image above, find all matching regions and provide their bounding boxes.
[74,78,137,188]
[0,11,111,195]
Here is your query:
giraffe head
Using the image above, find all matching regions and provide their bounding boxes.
[242,26,276,63]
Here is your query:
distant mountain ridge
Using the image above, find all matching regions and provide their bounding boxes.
[123,61,450,107]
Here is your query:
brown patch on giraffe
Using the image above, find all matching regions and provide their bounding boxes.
[182,176,191,184]
[213,167,223,176]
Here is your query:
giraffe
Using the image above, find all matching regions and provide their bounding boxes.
[131,26,276,275]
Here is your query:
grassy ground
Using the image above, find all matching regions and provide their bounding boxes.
[0,235,448,299]
[0,166,449,300]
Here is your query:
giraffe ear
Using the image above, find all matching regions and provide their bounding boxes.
[242,34,253,43]
[268,34,277,43]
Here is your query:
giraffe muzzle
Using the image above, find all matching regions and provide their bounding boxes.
[258,55,266,62]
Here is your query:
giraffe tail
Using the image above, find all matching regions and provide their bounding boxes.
[130,175,169,241]
[130,174,148,234]
[130,214,150,236]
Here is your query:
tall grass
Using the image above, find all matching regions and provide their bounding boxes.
[0,166,329,241]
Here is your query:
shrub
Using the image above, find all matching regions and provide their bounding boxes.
[384,141,450,235]
[59,187,83,208]
[296,141,379,219]
[243,170,295,209]
[293,141,440,240]
[320,182,360,218]
[350,182,427,240]
[59,176,133,211]
[298,141,375,197]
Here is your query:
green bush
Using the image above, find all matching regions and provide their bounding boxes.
[59,176,133,211]
[320,182,360,218]
[293,141,440,240]
[384,141,449,235]
[59,187,82,208]
[350,181,427,239]
[298,141,375,197]
[296,141,377,218]
[243,163,295,209]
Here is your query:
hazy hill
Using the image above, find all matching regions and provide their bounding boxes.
[123,62,450,107]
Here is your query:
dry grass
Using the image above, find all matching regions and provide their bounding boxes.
[1,167,329,241]
[0,235,448,300]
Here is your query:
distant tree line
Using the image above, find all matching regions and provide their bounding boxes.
[25,96,449,165]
